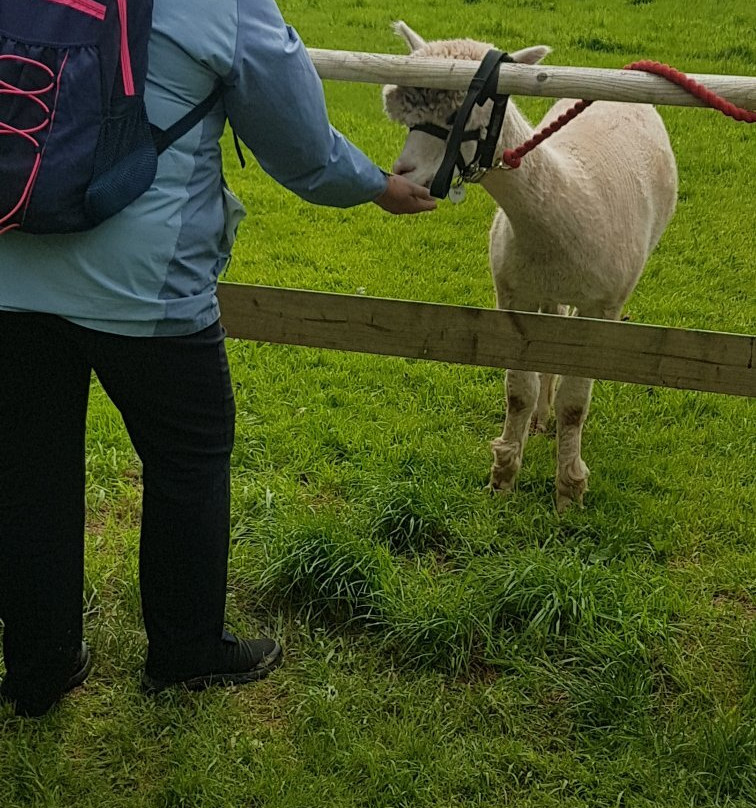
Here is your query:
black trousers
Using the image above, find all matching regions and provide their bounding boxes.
[0,312,235,690]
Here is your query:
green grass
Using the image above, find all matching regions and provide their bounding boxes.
[2,1,755,805]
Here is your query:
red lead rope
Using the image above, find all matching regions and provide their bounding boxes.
[500,60,756,169]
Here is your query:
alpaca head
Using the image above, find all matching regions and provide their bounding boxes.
[382,21,550,188]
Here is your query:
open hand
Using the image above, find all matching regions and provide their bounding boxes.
[373,173,437,215]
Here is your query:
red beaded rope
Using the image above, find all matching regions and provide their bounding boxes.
[626,60,756,123]
[499,60,755,169]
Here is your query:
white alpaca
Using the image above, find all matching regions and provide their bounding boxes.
[383,22,677,511]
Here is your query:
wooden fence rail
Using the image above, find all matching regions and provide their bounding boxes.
[308,49,756,110]
[218,285,755,398]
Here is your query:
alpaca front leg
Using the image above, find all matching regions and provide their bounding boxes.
[490,370,539,493]
[555,375,594,512]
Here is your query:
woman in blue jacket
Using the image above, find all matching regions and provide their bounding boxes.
[0,0,435,717]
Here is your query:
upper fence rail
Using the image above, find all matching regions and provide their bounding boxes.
[308,49,756,110]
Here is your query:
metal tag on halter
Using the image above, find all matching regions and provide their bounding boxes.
[448,181,466,204]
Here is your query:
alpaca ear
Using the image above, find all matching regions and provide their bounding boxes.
[392,20,427,52]
[509,45,551,65]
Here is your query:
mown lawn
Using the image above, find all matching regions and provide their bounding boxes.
[2,1,754,806]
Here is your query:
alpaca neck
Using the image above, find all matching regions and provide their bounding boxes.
[480,100,576,240]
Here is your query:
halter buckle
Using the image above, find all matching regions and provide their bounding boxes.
[462,163,487,184]
[492,158,515,172]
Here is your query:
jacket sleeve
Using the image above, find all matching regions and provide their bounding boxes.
[223,0,388,208]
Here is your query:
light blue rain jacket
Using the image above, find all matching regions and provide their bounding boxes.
[0,0,387,336]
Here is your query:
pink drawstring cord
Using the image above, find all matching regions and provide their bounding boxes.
[0,54,61,232]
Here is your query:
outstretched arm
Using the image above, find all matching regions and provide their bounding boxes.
[224,0,432,215]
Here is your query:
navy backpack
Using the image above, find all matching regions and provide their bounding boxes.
[0,0,221,235]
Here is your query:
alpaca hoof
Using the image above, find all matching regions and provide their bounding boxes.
[555,467,589,513]
[486,473,514,496]
[489,438,523,494]
[556,490,584,514]
[530,416,549,435]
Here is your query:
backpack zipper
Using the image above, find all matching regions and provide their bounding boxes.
[43,0,107,21]
[116,0,135,95]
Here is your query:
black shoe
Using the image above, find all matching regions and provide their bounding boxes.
[142,633,283,694]
[0,642,92,718]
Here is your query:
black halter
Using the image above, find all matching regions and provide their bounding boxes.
[409,49,515,200]
[409,122,481,178]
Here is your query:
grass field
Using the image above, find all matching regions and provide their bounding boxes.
[2,1,755,805]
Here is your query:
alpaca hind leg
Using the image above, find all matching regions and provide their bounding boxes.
[533,372,557,434]
[555,374,594,512]
[490,369,539,493]
[532,304,569,433]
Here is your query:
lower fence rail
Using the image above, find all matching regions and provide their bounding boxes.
[217,283,755,398]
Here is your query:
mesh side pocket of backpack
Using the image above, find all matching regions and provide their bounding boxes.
[84,94,158,225]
